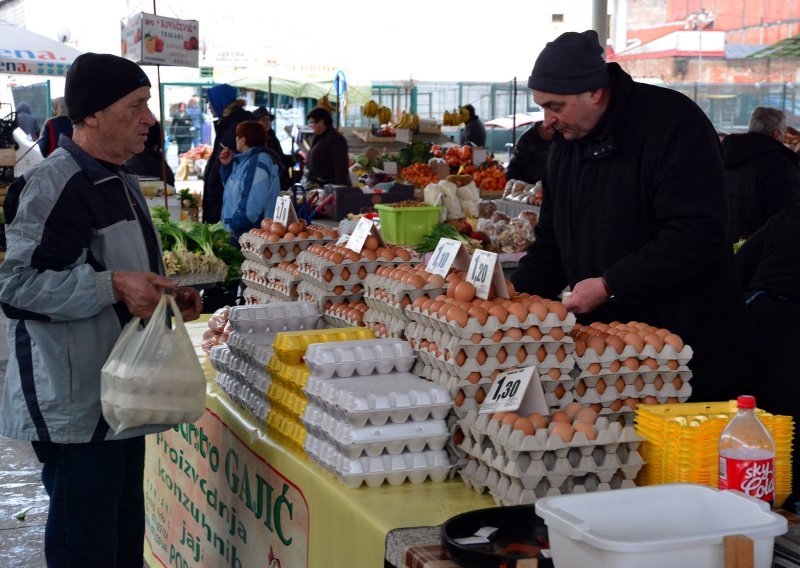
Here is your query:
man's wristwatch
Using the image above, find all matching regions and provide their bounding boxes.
[601,276,615,300]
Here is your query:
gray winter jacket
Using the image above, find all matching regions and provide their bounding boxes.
[0,136,169,443]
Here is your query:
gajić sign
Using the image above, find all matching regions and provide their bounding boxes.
[121,12,199,68]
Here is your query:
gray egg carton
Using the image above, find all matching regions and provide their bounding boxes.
[215,371,270,423]
[302,404,450,458]
[226,331,275,368]
[228,301,320,333]
[304,338,416,378]
[304,433,453,488]
[304,372,453,426]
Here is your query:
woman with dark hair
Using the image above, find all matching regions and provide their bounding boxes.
[37,97,73,158]
[123,120,175,185]
[219,120,280,238]
[304,106,350,186]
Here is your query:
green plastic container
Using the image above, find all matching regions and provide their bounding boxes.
[375,204,441,246]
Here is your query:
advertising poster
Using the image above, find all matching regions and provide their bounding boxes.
[144,409,310,567]
[121,12,199,68]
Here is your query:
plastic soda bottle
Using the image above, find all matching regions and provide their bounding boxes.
[718,395,775,506]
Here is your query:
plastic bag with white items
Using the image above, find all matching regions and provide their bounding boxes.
[440,180,465,220]
[101,295,206,434]
[456,181,480,217]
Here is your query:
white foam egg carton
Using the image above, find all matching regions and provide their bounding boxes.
[575,342,693,368]
[302,404,450,457]
[304,338,416,378]
[226,331,275,368]
[303,372,452,426]
[228,301,320,334]
[304,433,453,488]
[215,372,270,423]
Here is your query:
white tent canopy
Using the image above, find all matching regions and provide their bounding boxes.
[0,20,82,77]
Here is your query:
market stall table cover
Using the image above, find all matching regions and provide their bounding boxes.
[0,20,82,76]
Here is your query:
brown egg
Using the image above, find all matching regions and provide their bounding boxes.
[427,273,445,288]
[587,362,602,375]
[323,270,334,282]
[666,360,680,371]
[517,347,529,364]
[550,410,571,423]
[605,335,625,355]
[513,417,535,436]
[528,302,548,320]
[525,326,544,340]
[673,376,683,390]
[527,413,548,430]
[586,336,605,356]
[574,422,598,440]
[634,375,645,391]
[468,305,489,326]
[622,357,641,371]
[548,301,568,320]
[615,377,626,393]
[470,333,483,344]
[575,407,598,425]
[624,333,645,353]
[549,327,565,341]
[643,333,665,352]
[501,413,520,426]
[492,412,509,422]
[554,383,566,399]
[641,395,659,405]
[564,401,583,419]
[407,274,426,289]
[496,347,508,363]
[595,378,607,394]
[396,248,412,261]
[448,308,469,328]
[664,333,684,351]
[427,300,444,315]
[491,329,504,342]
[609,399,623,411]
[507,302,528,322]
[504,328,523,341]
[641,358,658,370]
[654,328,672,339]
[270,222,286,237]
[555,346,567,362]
[488,305,509,324]
[476,348,488,365]
[575,380,587,397]
[437,302,453,319]
[455,350,467,366]
[550,422,575,443]
[454,390,465,406]
[467,372,482,384]
[653,375,664,390]
[363,235,379,251]
[622,398,639,409]
[453,281,477,303]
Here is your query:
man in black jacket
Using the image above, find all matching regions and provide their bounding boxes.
[459,104,486,147]
[505,121,554,183]
[511,30,747,402]
[202,84,253,223]
[722,106,800,243]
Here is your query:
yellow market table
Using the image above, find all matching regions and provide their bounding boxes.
[143,320,493,568]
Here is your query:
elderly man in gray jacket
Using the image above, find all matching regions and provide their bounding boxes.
[0,53,201,567]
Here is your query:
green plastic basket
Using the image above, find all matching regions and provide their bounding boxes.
[375,204,442,246]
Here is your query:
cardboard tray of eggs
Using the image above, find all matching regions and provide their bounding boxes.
[239,219,339,265]
[298,280,366,311]
[242,287,277,305]
[266,262,301,299]
[323,301,369,328]
[241,260,270,294]
[297,241,414,291]
[363,265,448,321]
[362,308,407,338]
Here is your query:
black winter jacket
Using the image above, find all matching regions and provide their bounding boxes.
[306,127,350,186]
[202,105,254,223]
[512,63,747,402]
[722,132,800,243]
[505,122,551,183]
[460,116,486,147]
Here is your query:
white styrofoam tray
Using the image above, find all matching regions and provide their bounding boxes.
[228,301,320,333]
[536,483,787,568]
[304,338,416,378]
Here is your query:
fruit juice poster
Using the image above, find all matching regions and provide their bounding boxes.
[144,409,310,568]
[121,12,199,68]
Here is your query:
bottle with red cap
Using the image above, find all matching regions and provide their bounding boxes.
[718,395,776,506]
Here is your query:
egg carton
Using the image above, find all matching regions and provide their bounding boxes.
[363,294,412,322]
[267,355,311,389]
[242,287,287,305]
[304,433,453,489]
[304,338,415,378]
[573,363,692,383]
[266,380,307,419]
[302,404,450,457]
[414,363,493,395]
[407,321,575,352]
[226,331,275,368]
[267,263,301,285]
[240,233,323,262]
[415,347,554,380]
[297,250,413,276]
[296,280,365,311]
[266,406,307,448]
[322,312,366,329]
[215,372,270,423]
[574,342,693,368]
[241,272,271,295]
[211,346,271,393]
[487,468,638,507]
[404,303,576,340]
[573,376,693,406]
[264,281,298,300]
[241,259,271,279]
[304,371,452,425]
[272,326,376,365]
[362,309,407,338]
[228,301,320,334]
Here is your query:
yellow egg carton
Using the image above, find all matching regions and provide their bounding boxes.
[266,380,308,418]
[273,327,376,365]
[267,355,311,389]
[266,406,307,448]
[635,401,794,507]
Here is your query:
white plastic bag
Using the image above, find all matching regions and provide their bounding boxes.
[101,294,206,434]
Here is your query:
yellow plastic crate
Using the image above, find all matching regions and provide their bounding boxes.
[273,327,376,365]
[266,406,307,448]
[636,401,794,507]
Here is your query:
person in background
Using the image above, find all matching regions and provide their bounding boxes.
[511,30,747,403]
[735,205,800,512]
[304,107,350,187]
[722,106,800,243]
[219,120,280,239]
[459,104,486,147]
[0,52,201,568]
[253,106,293,190]
[202,84,254,223]
[185,95,204,147]
[124,120,175,186]
[15,101,40,140]
[169,101,194,157]
[505,121,554,183]
[37,97,73,158]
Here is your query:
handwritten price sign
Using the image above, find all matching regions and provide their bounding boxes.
[425,238,462,277]
[467,250,498,299]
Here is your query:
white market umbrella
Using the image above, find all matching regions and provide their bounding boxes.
[0,20,82,77]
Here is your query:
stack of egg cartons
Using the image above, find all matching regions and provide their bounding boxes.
[322,301,370,328]
[636,400,794,507]
[458,403,644,506]
[210,302,321,423]
[363,264,447,339]
[239,221,339,304]
[301,338,455,488]
[570,321,693,426]
[265,261,302,301]
[267,327,376,448]
[295,239,415,320]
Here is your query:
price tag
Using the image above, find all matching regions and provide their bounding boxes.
[383,161,397,175]
[336,233,350,246]
[424,238,463,277]
[467,250,498,299]
[478,366,547,415]
[345,217,374,253]
[396,128,411,143]
[472,148,487,166]
[273,195,296,225]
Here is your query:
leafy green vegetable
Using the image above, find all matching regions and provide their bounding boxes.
[733,238,747,254]
[414,223,479,254]
[155,220,187,250]
[149,205,171,224]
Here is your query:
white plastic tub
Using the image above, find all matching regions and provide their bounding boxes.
[536,484,787,568]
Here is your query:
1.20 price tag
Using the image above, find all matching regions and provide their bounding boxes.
[467,249,498,299]
[478,366,547,415]
[346,217,375,253]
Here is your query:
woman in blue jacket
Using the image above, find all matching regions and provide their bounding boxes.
[219,120,280,239]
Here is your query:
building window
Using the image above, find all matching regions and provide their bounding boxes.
[552,14,564,23]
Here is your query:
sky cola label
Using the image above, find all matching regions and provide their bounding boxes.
[719,457,775,503]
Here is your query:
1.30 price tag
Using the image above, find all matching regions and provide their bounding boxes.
[478,367,547,415]
[425,238,463,277]
[346,217,375,253]
[467,249,498,299]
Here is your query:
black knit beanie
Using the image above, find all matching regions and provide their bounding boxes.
[528,30,609,94]
[65,53,151,124]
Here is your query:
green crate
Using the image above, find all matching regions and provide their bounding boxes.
[375,204,442,246]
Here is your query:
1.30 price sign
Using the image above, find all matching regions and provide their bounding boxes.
[478,367,537,414]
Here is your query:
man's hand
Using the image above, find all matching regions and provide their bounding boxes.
[173,287,202,321]
[563,276,611,314]
[219,147,233,166]
[112,272,177,319]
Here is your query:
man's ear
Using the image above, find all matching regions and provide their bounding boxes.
[82,113,100,128]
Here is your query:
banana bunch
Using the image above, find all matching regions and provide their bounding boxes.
[362,99,379,118]
[376,106,392,125]
[442,108,471,126]
[318,95,334,112]
[394,112,419,130]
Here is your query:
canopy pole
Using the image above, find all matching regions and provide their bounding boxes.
[512,77,517,152]
[152,0,169,210]
[268,76,273,113]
